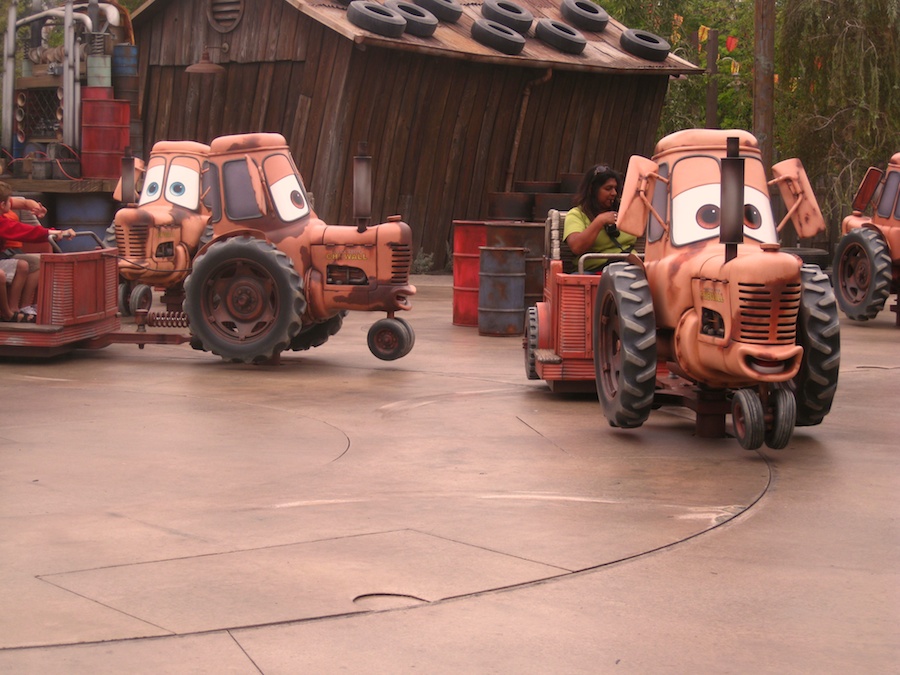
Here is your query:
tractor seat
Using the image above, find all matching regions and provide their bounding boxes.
[544,209,577,273]
[545,208,645,274]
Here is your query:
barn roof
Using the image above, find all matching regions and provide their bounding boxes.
[133,0,700,75]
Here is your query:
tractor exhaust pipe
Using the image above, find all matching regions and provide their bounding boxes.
[721,136,744,263]
[354,141,372,233]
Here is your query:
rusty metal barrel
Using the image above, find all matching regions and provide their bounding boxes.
[478,246,526,336]
[452,220,488,326]
[485,221,545,309]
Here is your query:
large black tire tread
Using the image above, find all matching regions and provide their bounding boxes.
[524,305,539,380]
[832,227,893,321]
[793,264,841,426]
[593,263,657,428]
[184,236,305,364]
[290,312,346,351]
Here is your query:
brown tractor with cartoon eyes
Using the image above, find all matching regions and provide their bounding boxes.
[832,152,900,325]
[527,129,839,450]
[1,134,416,363]
[111,140,213,316]
[115,132,416,364]
[183,133,416,364]
[599,128,840,449]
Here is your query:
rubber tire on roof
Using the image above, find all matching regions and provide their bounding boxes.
[471,18,526,55]
[535,18,586,54]
[560,0,609,32]
[347,1,407,38]
[386,0,439,37]
[620,28,671,61]
[412,0,463,23]
[482,0,534,36]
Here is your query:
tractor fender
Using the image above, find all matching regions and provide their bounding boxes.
[194,228,270,259]
[303,267,329,322]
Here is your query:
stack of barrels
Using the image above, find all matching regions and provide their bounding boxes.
[452,173,581,336]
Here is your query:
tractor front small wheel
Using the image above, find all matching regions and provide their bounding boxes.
[118,281,132,316]
[765,386,796,450]
[129,283,153,314]
[368,318,413,361]
[732,388,765,450]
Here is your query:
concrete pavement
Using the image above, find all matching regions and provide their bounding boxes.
[1,275,898,673]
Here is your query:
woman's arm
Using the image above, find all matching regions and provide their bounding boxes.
[565,210,618,255]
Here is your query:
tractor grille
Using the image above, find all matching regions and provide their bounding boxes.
[737,282,802,343]
[559,284,589,353]
[118,223,149,259]
[390,243,411,284]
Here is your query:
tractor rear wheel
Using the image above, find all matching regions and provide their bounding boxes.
[833,227,892,320]
[593,263,657,428]
[792,264,841,426]
[732,389,765,450]
[290,312,346,352]
[184,236,305,363]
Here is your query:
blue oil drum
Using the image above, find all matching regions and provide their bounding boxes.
[478,246,526,337]
[112,45,139,77]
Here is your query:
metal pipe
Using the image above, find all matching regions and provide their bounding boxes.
[2,3,16,153]
[505,68,552,193]
[720,136,744,262]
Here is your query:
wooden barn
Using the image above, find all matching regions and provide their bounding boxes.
[131,0,698,267]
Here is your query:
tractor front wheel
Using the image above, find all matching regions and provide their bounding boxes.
[764,386,796,450]
[732,388,765,450]
[833,227,892,320]
[129,283,153,314]
[368,318,414,361]
[593,263,657,428]
[184,236,305,363]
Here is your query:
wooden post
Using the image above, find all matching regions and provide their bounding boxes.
[706,29,719,129]
[753,0,776,172]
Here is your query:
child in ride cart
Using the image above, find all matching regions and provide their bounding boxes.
[0,182,75,322]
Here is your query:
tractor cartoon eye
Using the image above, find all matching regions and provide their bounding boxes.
[696,204,720,229]
[743,204,762,229]
[269,174,311,222]
[671,183,778,246]
[165,164,201,210]
[138,163,166,206]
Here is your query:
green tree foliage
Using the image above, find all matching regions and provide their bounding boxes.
[602,0,900,236]
[778,0,900,225]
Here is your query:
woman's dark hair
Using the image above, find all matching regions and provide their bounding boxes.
[573,164,621,220]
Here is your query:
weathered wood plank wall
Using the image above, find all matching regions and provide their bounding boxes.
[135,0,667,269]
